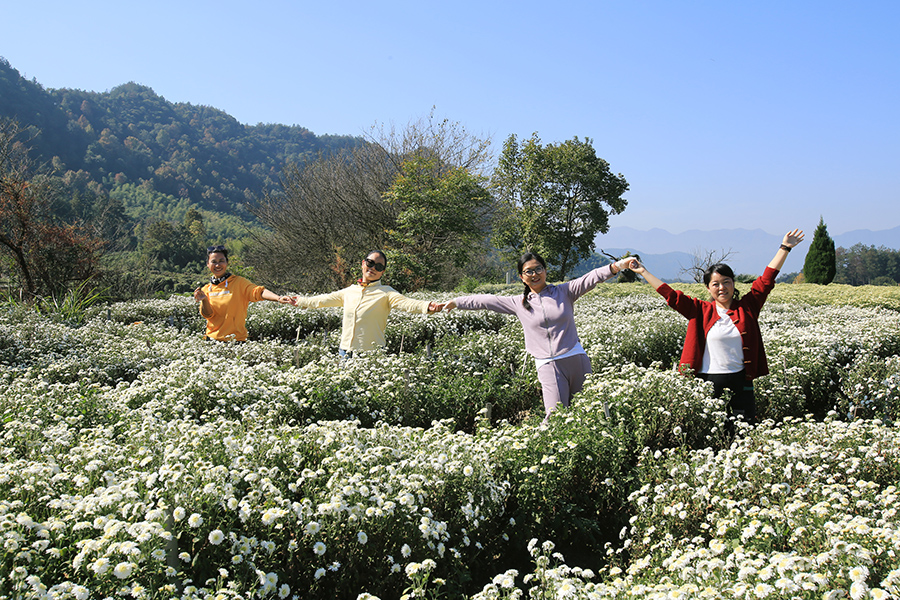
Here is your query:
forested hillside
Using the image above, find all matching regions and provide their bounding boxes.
[0,57,359,218]
[1,57,369,298]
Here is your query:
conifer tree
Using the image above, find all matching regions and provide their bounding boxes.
[803,216,836,284]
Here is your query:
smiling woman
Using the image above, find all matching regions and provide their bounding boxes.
[287,250,445,356]
[444,251,638,421]
[631,229,805,426]
[193,245,291,341]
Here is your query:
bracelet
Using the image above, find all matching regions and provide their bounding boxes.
[780,244,792,252]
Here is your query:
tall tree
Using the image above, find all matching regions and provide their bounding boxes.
[382,156,493,290]
[492,133,628,279]
[803,216,836,284]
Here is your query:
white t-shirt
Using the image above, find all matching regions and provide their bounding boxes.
[701,306,744,374]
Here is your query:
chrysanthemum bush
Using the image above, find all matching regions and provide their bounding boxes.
[1,283,899,599]
[758,303,900,421]
[608,414,900,599]
[483,364,728,566]
[0,413,513,599]
[473,416,900,600]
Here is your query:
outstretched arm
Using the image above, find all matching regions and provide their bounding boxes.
[261,289,291,303]
[768,229,805,271]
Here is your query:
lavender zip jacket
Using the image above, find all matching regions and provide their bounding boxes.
[451,265,616,360]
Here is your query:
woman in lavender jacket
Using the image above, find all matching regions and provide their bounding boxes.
[445,252,636,421]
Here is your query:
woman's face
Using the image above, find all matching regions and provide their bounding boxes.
[707,271,735,308]
[207,252,228,279]
[361,254,386,283]
[520,259,547,293]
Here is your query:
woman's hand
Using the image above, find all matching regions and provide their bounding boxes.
[427,302,444,314]
[768,228,805,271]
[193,287,206,303]
[782,229,805,249]
[443,300,457,312]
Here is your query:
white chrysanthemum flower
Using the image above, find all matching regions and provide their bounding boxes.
[91,557,110,574]
[72,585,89,600]
[313,541,327,556]
[315,568,326,580]
[188,513,203,528]
[173,507,186,521]
[357,531,368,544]
[113,561,133,579]
[208,529,225,545]
[849,581,868,600]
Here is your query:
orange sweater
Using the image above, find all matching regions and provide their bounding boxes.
[200,275,266,341]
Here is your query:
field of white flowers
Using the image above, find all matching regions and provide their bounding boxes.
[1,282,899,600]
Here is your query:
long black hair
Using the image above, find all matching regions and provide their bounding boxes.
[518,251,547,310]
[703,263,741,301]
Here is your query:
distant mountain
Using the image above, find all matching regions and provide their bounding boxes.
[595,225,900,281]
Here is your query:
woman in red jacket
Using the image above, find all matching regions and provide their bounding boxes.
[631,229,804,425]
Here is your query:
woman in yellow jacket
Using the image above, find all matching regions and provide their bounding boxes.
[288,250,442,356]
[193,245,291,341]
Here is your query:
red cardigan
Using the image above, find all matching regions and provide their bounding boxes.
[656,267,778,381]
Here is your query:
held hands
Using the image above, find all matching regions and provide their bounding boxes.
[628,260,646,275]
[443,300,457,312]
[613,258,640,273]
[428,302,445,314]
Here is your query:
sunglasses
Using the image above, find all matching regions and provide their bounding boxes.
[522,266,545,276]
[364,258,386,272]
[207,245,226,254]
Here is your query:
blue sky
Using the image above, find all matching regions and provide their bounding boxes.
[4,0,899,237]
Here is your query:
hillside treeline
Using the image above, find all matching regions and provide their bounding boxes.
[0,57,359,217]
[1,57,364,297]
[835,244,900,286]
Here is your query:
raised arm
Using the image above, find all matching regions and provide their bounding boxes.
[768,229,805,272]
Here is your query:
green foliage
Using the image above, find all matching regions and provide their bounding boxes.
[835,242,900,285]
[35,278,106,325]
[384,156,493,291]
[803,216,837,284]
[492,134,628,280]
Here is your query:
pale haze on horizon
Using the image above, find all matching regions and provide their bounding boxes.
[3,0,898,239]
